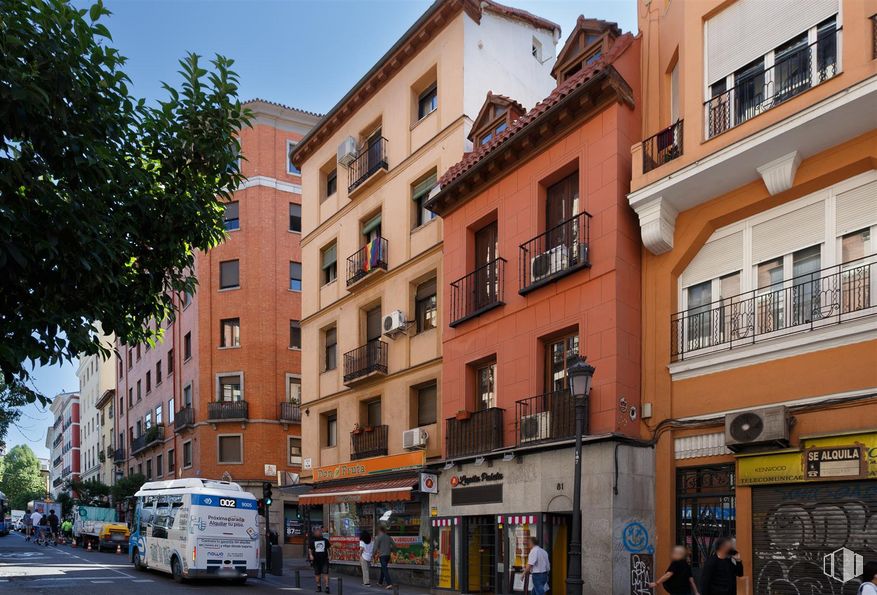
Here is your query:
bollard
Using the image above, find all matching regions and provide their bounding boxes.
[294,569,301,588]
[335,576,343,595]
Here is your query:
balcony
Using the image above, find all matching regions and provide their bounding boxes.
[872,13,877,60]
[279,402,302,423]
[348,137,388,195]
[106,445,114,458]
[671,255,876,362]
[346,237,388,288]
[642,120,683,174]
[350,424,389,460]
[705,29,839,139]
[131,425,165,455]
[53,477,63,487]
[113,448,125,463]
[207,400,249,421]
[174,406,195,431]
[52,455,62,468]
[446,407,504,459]
[343,341,388,385]
[53,434,62,448]
[519,213,591,295]
[515,390,578,445]
[449,258,506,327]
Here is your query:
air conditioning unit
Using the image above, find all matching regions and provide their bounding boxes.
[337,136,358,168]
[531,245,569,282]
[724,406,790,452]
[519,412,551,444]
[383,310,407,338]
[403,428,428,449]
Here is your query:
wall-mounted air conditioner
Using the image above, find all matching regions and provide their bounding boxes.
[383,310,407,338]
[531,245,569,282]
[403,428,428,449]
[337,136,358,168]
[724,406,789,452]
[519,412,551,443]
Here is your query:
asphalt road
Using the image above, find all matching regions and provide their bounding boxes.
[0,530,411,594]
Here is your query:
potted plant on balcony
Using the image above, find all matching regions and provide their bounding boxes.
[352,423,363,435]
[455,409,471,421]
[364,425,374,432]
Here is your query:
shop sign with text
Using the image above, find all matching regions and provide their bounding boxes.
[313,451,425,482]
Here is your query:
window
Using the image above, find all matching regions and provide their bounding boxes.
[532,37,543,61]
[136,345,141,360]
[365,399,382,427]
[156,454,163,477]
[182,290,191,308]
[289,203,301,233]
[288,437,302,466]
[220,318,240,348]
[325,169,337,198]
[183,384,192,407]
[183,332,192,360]
[167,448,175,473]
[287,141,300,175]
[289,261,302,291]
[289,320,301,349]
[146,459,152,480]
[287,376,302,404]
[167,349,174,375]
[182,441,192,468]
[223,201,240,231]
[136,379,142,401]
[415,278,437,332]
[155,404,162,425]
[417,84,438,120]
[326,413,337,447]
[127,349,132,369]
[128,387,133,407]
[144,412,152,430]
[218,435,243,464]
[156,361,162,385]
[412,173,437,228]
[476,362,497,410]
[145,371,152,393]
[219,259,240,289]
[168,399,175,424]
[416,382,437,426]
[218,374,242,402]
[118,358,123,379]
[321,243,337,285]
[545,333,580,392]
[324,327,337,371]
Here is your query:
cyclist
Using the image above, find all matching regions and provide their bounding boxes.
[47,509,59,544]
[30,509,43,543]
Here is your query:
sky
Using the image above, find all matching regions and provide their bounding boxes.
[10,0,637,459]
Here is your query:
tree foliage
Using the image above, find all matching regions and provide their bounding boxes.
[0,444,46,509]
[110,473,145,503]
[0,0,250,408]
[54,491,73,517]
[66,477,111,506]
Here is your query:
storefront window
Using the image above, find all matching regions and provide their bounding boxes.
[432,523,457,590]
[508,521,535,592]
[326,499,429,567]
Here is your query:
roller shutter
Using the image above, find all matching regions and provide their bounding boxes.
[836,180,877,236]
[752,201,824,264]
[751,481,877,595]
[680,231,744,289]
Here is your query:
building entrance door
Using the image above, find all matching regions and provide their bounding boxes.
[464,516,497,593]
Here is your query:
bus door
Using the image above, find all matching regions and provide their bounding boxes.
[149,495,172,572]
[135,496,156,564]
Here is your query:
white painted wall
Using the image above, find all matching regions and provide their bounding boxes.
[77,328,116,485]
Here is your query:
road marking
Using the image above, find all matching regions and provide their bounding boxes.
[278,589,302,591]
[132,579,154,582]
[91,580,113,584]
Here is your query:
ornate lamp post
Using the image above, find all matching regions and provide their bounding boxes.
[565,355,595,595]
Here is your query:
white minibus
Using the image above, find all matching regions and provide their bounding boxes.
[130,478,260,583]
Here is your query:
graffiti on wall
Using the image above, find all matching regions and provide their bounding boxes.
[621,521,653,554]
[629,553,653,595]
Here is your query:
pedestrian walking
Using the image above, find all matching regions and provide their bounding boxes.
[24,509,33,541]
[359,530,374,586]
[859,561,877,595]
[523,536,550,595]
[374,526,395,589]
[699,537,743,595]
[650,546,699,595]
[308,526,331,593]
[47,509,59,542]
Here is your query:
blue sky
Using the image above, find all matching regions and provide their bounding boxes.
[10,0,637,459]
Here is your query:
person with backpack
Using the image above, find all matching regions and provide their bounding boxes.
[859,561,877,595]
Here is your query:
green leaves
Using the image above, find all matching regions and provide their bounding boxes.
[0,445,46,509]
[0,0,251,405]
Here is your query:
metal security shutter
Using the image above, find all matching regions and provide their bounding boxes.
[752,201,824,264]
[680,231,744,288]
[836,180,877,236]
[705,0,838,84]
[751,481,877,594]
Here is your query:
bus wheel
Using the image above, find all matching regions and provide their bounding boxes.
[171,556,185,583]
[133,549,146,571]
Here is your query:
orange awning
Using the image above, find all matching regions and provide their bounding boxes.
[299,477,416,505]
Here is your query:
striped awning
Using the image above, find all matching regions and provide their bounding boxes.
[298,477,416,505]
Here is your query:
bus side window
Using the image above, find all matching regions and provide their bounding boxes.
[153,497,170,539]
[168,500,184,529]
[140,497,155,534]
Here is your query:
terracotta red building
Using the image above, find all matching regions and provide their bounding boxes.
[425,19,651,594]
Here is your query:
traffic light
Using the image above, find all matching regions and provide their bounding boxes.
[257,498,265,517]
[262,481,273,507]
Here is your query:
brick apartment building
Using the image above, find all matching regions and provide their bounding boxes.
[114,99,320,543]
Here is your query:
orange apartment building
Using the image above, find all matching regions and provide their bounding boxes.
[114,99,320,544]
[628,1,877,593]
[425,20,650,595]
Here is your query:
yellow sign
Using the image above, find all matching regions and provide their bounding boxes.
[737,431,877,486]
[313,451,425,483]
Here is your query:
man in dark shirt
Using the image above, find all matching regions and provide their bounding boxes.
[308,527,331,593]
[700,537,744,595]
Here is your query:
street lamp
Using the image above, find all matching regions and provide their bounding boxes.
[566,355,595,595]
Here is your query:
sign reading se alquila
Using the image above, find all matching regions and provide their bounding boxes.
[737,432,877,486]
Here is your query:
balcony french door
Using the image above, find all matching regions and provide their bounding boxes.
[474,222,499,311]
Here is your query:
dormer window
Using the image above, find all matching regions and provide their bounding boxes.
[551,16,621,84]
[469,92,525,149]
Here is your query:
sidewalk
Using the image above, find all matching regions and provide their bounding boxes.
[258,557,432,595]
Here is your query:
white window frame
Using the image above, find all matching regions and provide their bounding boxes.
[217,433,243,465]
[215,371,245,402]
[288,436,302,466]
[287,140,300,176]
[285,373,302,404]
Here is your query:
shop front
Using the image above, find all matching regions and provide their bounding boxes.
[299,452,431,586]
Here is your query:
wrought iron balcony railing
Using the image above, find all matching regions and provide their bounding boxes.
[705,29,840,139]
[53,434,63,447]
[347,237,388,287]
[131,425,165,454]
[280,402,302,423]
[871,13,877,60]
[52,455,62,468]
[671,255,876,362]
[519,212,591,294]
[343,340,388,385]
[446,407,504,459]
[450,258,506,326]
[351,424,389,460]
[515,389,578,445]
[113,448,125,463]
[207,400,249,421]
[53,477,63,487]
[174,406,195,431]
[348,137,388,194]
[642,120,683,173]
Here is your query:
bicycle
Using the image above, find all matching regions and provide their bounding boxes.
[34,526,56,547]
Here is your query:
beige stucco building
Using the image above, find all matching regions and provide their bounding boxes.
[76,326,117,486]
